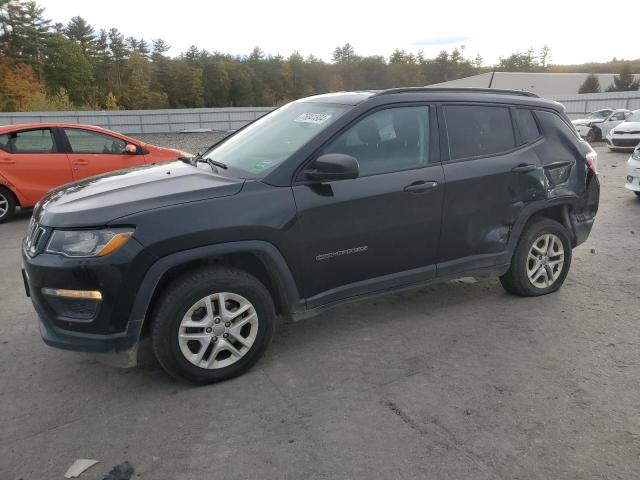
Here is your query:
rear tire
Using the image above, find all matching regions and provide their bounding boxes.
[635,191,640,198]
[0,187,16,224]
[500,218,572,297]
[151,266,275,384]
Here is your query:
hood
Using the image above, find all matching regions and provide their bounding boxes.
[611,121,640,133]
[34,161,244,228]
[572,117,604,126]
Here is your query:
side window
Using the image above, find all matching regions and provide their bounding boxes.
[515,108,541,144]
[609,112,626,121]
[64,128,127,154]
[443,105,515,160]
[0,134,9,152]
[323,106,429,176]
[10,129,56,153]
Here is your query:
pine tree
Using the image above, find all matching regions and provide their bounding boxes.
[606,64,640,92]
[65,16,95,55]
[578,74,601,94]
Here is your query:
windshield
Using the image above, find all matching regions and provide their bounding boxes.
[586,110,611,119]
[627,110,640,122]
[203,101,350,178]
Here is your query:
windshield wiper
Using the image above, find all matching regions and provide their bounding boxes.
[191,152,228,171]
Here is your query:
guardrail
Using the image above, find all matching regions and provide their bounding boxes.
[0,107,275,135]
[1,91,639,133]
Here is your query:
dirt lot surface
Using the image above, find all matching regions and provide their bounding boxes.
[1,145,638,480]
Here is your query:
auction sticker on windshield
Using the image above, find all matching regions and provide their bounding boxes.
[294,113,332,124]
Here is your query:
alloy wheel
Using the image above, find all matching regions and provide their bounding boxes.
[0,192,8,218]
[178,292,259,369]
[526,233,565,288]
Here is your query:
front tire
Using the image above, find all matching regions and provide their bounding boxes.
[500,218,572,297]
[634,191,640,198]
[151,266,275,384]
[0,187,16,224]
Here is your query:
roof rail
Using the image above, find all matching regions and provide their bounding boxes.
[375,87,539,98]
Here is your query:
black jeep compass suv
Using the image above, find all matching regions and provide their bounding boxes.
[22,88,600,383]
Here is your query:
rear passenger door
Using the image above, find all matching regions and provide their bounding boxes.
[438,104,545,275]
[0,128,71,206]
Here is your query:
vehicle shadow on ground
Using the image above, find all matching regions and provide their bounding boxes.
[86,276,533,391]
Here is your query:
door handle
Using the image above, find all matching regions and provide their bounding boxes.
[0,158,15,164]
[403,180,438,193]
[72,160,89,166]
[511,164,537,173]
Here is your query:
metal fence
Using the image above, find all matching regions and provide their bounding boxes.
[548,91,640,119]
[0,107,275,134]
[1,91,639,134]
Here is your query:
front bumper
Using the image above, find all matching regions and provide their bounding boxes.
[605,134,640,150]
[625,156,640,192]
[22,235,156,354]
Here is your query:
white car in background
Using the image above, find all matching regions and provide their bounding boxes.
[606,109,640,151]
[626,146,640,198]
[572,109,632,142]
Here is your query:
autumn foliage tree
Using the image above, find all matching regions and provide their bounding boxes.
[1,0,638,112]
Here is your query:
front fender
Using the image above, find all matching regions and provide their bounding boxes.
[126,240,304,344]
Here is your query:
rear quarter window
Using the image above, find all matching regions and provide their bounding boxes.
[443,105,515,160]
[534,110,582,165]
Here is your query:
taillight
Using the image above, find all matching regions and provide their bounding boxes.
[582,141,598,174]
[586,151,598,174]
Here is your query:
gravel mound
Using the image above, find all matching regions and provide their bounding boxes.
[135,132,229,155]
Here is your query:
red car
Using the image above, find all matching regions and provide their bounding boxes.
[0,123,189,223]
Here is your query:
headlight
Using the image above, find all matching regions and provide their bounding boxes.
[46,229,134,257]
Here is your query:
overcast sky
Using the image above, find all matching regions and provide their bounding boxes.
[37,0,639,66]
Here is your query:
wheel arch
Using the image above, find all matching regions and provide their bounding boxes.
[134,241,304,340]
[0,181,21,207]
[508,200,579,259]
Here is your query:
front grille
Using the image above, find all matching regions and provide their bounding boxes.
[612,138,640,147]
[24,218,49,256]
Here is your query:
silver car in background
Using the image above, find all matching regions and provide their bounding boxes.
[606,109,640,151]
[573,109,632,142]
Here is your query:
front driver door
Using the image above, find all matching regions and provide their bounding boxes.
[291,105,445,307]
[63,128,145,180]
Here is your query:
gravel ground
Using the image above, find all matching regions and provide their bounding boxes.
[136,132,229,155]
[0,145,639,480]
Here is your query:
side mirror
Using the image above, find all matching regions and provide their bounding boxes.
[125,144,138,154]
[307,153,359,181]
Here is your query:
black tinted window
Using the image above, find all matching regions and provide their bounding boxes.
[534,110,580,165]
[324,106,429,176]
[516,108,541,143]
[10,129,56,153]
[444,105,515,160]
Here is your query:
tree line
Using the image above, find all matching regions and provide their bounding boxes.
[578,66,640,94]
[1,0,638,112]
